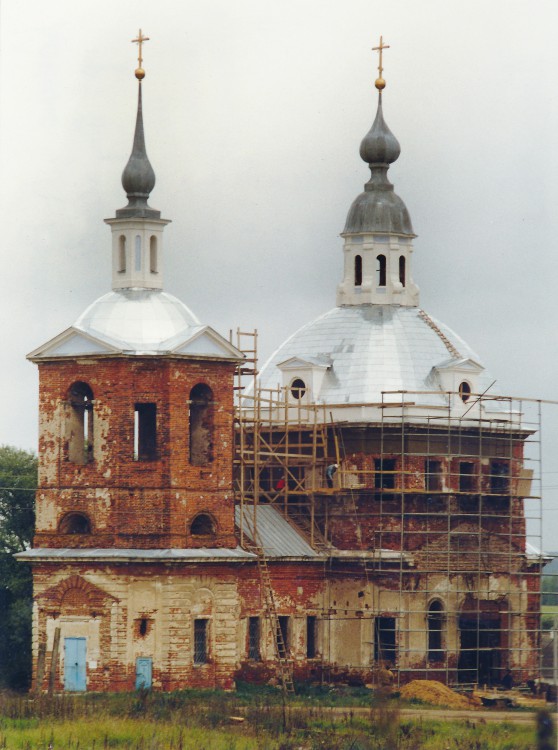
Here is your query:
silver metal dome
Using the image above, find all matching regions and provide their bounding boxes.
[257,305,493,406]
[74,289,201,353]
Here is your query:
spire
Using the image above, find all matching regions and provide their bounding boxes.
[116,30,160,220]
[106,31,170,293]
[337,38,419,308]
[343,39,412,236]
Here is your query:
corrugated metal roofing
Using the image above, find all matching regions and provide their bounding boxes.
[236,505,319,558]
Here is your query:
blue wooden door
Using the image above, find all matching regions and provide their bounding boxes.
[64,637,86,691]
[135,657,152,689]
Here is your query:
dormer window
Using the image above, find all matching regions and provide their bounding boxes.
[290,378,307,400]
[377,254,386,287]
[459,381,471,403]
[354,255,362,286]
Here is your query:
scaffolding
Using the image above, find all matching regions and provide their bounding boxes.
[232,331,545,688]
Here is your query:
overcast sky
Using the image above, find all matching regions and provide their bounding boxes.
[1,0,557,546]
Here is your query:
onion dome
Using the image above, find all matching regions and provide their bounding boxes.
[344,92,413,235]
[116,83,160,220]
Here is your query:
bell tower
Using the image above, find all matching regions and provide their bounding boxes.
[27,35,243,553]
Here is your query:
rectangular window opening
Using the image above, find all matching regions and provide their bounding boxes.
[248,617,261,661]
[374,616,396,666]
[459,461,476,492]
[306,616,317,659]
[277,616,289,658]
[490,461,510,494]
[374,458,396,490]
[425,460,442,492]
[134,403,157,461]
[194,619,208,665]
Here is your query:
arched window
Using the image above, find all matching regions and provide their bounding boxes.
[118,236,127,273]
[189,384,214,466]
[150,236,158,273]
[190,513,216,536]
[354,255,362,286]
[428,600,444,661]
[134,235,142,271]
[377,254,386,287]
[399,256,406,287]
[459,381,471,403]
[59,512,91,535]
[290,378,306,401]
[67,382,94,464]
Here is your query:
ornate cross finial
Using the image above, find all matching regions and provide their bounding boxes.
[372,35,390,91]
[132,29,150,80]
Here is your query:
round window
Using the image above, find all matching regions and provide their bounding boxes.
[458,381,471,403]
[290,378,307,400]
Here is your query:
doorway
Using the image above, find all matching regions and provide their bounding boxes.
[64,637,86,691]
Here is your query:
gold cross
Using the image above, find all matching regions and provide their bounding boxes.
[372,35,390,80]
[132,29,150,70]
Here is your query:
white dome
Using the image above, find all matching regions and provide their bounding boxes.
[74,289,201,353]
[258,305,494,407]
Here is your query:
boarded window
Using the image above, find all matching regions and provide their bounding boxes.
[67,382,94,465]
[376,254,386,287]
[306,615,317,659]
[59,513,91,534]
[374,616,396,665]
[248,617,261,660]
[428,601,444,661]
[354,255,362,286]
[134,403,157,461]
[194,619,208,664]
[189,384,214,466]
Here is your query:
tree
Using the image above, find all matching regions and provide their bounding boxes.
[0,445,37,690]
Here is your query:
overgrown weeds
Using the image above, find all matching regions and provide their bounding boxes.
[0,687,541,749]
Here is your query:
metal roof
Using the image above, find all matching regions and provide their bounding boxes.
[258,304,495,409]
[74,290,200,351]
[15,547,255,563]
[236,505,320,559]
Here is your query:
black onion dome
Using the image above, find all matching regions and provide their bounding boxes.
[117,83,160,219]
[344,93,413,235]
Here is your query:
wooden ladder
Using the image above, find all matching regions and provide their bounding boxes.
[249,542,295,694]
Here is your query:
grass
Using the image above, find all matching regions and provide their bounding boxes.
[0,687,545,749]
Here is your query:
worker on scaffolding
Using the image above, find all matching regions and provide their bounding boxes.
[326,463,339,488]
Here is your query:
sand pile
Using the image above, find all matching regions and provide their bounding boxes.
[400,680,480,710]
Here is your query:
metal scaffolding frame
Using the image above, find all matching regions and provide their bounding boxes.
[231,330,545,688]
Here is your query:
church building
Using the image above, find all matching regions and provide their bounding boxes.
[18,38,541,692]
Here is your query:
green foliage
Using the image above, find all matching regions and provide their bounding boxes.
[0,445,37,690]
[0,690,540,749]
[541,575,558,606]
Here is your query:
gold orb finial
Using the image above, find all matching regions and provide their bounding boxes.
[372,35,390,90]
[132,29,150,80]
